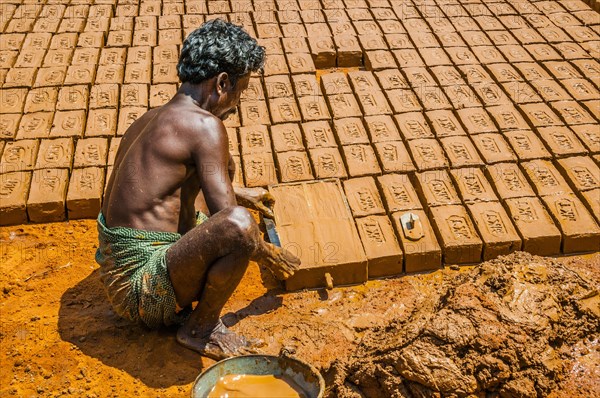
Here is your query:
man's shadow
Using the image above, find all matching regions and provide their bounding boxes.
[57,270,201,388]
[58,268,285,388]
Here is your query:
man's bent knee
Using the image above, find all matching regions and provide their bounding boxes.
[222,206,259,254]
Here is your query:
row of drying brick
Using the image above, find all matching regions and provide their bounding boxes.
[344,161,600,275]
[228,120,599,186]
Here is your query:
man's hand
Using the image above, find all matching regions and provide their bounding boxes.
[253,242,301,280]
[235,187,276,219]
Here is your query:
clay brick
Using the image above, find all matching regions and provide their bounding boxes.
[321,72,352,95]
[391,209,442,272]
[302,121,337,149]
[276,151,314,182]
[242,152,278,187]
[347,71,379,92]
[386,34,413,50]
[241,78,265,102]
[149,84,177,108]
[64,65,96,85]
[34,138,73,169]
[226,128,240,156]
[542,193,600,253]
[471,133,518,164]
[0,114,21,140]
[0,88,26,114]
[529,79,571,103]
[298,96,330,122]
[263,54,289,76]
[520,103,563,127]
[1,139,39,174]
[0,171,32,225]
[223,110,241,129]
[89,84,120,109]
[365,50,397,70]
[333,117,369,145]
[343,177,386,217]
[467,201,521,260]
[554,42,591,61]
[281,23,307,38]
[386,89,422,113]
[325,93,361,119]
[375,69,409,90]
[230,155,244,187]
[487,105,530,131]
[377,174,422,213]
[308,37,336,68]
[0,69,7,85]
[153,45,179,65]
[15,49,45,68]
[78,32,105,48]
[271,123,304,153]
[353,20,382,36]
[556,156,600,192]
[72,48,100,66]
[269,179,368,290]
[66,167,105,219]
[570,125,600,154]
[266,97,300,125]
[550,101,596,126]
[415,170,462,208]
[107,137,122,166]
[454,108,494,136]
[343,144,380,177]
[537,126,587,157]
[504,196,561,256]
[0,33,25,51]
[43,49,74,67]
[127,47,152,65]
[503,81,542,104]
[363,115,400,143]
[356,90,393,116]
[504,130,551,161]
[358,34,388,51]
[27,168,68,222]
[375,141,415,174]
[425,110,466,138]
[282,37,310,54]
[419,48,453,67]
[34,67,67,87]
[521,159,573,197]
[57,85,89,111]
[25,87,58,113]
[487,162,536,200]
[473,83,511,107]
[334,35,363,67]
[444,84,482,109]
[124,62,152,84]
[100,48,127,65]
[120,84,149,108]
[239,100,271,126]
[16,112,53,139]
[459,65,494,85]
[309,147,347,179]
[152,63,179,84]
[73,138,108,168]
[292,74,321,98]
[581,189,600,225]
[264,75,293,99]
[239,125,272,155]
[356,215,404,278]
[4,68,36,88]
[430,205,483,264]
[395,113,434,140]
[286,53,317,74]
[106,30,133,47]
[48,110,85,138]
[450,168,498,204]
[409,139,449,171]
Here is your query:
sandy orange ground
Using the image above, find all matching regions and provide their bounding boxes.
[1,219,598,397]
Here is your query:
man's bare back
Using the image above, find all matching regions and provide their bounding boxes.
[96,20,300,360]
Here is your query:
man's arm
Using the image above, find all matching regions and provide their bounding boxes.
[191,118,237,215]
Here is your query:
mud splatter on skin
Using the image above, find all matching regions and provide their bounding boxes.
[325,253,600,398]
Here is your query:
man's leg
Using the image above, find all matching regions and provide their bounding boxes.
[166,206,260,357]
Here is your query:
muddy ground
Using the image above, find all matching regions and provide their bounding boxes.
[1,219,598,397]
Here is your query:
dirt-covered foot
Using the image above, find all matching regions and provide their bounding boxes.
[176,320,262,360]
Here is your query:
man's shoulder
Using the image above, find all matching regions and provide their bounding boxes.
[163,106,226,142]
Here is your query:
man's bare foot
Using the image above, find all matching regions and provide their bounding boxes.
[254,243,301,280]
[177,320,262,360]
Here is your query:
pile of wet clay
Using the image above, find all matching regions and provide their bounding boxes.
[325,252,599,397]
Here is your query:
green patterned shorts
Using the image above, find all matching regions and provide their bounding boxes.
[95,212,209,328]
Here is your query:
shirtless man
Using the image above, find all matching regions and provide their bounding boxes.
[96,19,300,360]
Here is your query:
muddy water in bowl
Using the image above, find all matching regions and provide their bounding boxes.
[208,374,307,397]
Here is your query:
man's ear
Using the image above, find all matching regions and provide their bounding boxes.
[215,72,230,95]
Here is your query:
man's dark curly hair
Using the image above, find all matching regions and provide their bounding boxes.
[177,19,265,86]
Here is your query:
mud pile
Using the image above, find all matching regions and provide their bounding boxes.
[325,253,599,397]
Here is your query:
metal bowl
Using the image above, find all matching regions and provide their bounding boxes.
[191,354,325,398]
